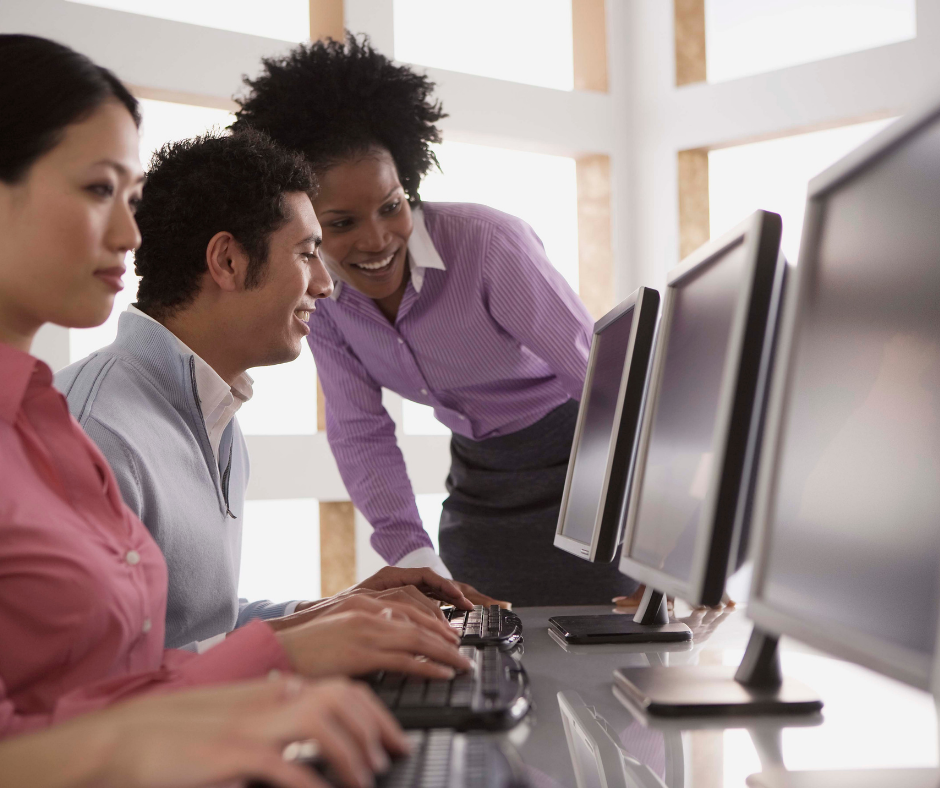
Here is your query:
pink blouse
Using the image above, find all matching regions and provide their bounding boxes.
[0,343,291,738]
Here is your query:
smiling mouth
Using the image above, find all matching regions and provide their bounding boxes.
[295,310,311,321]
[351,252,396,272]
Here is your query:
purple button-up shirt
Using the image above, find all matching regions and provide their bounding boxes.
[307,202,593,563]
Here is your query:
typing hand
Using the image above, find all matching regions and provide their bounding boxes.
[2,676,408,788]
[352,566,475,611]
[270,589,459,643]
[453,581,512,610]
[276,609,474,681]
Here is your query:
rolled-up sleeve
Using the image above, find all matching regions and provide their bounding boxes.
[307,311,432,564]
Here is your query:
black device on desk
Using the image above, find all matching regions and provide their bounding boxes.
[249,729,528,788]
[610,210,821,718]
[549,286,690,645]
[740,95,940,788]
[446,604,523,650]
[367,645,531,731]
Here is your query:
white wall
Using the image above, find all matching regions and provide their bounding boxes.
[615,0,940,295]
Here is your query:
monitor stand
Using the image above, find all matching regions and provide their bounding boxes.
[548,587,692,645]
[612,627,822,717]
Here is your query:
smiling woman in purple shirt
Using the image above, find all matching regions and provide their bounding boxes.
[233,35,641,606]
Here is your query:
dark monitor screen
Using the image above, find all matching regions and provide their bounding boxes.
[755,114,940,683]
[627,242,747,582]
[559,306,635,546]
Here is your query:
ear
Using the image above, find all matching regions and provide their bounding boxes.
[205,231,249,293]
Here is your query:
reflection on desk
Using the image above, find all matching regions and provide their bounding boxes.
[510,605,938,788]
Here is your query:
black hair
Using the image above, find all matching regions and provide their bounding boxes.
[231,33,446,203]
[134,129,317,320]
[0,34,140,183]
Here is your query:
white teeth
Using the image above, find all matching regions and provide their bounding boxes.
[296,310,310,321]
[353,254,394,271]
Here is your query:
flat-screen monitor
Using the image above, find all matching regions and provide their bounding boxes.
[555,286,660,562]
[749,101,940,692]
[619,210,785,607]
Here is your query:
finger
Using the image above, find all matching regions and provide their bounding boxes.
[388,585,450,624]
[219,745,327,788]
[399,570,474,610]
[333,691,391,773]
[351,683,411,757]
[371,651,460,680]
[311,714,377,788]
[370,624,473,672]
[376,591,458,641]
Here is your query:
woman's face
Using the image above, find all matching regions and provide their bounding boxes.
[313,148,413,301]
[0,99,143,346]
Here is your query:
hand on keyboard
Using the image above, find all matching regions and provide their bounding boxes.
[276,609,475,681]
[350,566,475,612]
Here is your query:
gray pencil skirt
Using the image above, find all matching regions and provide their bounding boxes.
[438,399,641,607]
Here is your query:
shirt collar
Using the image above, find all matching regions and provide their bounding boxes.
[126,305,253,417]
[329,204,447,301]
[0,342,48,424]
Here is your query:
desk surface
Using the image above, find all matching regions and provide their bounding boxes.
[506,604,938,787]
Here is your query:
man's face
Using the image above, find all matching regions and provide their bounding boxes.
[236,191,332,368]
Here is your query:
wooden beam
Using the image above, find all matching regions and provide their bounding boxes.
[677,148,710,260]
[572,0,608,93]
[674,0,707,87]
[576,154,615,319]
[319,501,356,595]
[309,0,344,42]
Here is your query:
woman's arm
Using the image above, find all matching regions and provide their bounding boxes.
[481,216,594,399]
[0,676,410,788]
[306,311,435,566]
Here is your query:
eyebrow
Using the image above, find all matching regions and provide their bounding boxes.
[93,159,146,184]
[319,186,401,215]
[298,233,323,247]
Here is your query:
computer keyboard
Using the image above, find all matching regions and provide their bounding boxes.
[367,645,531,730]
[446,604,523,650]
[248,729,528,788]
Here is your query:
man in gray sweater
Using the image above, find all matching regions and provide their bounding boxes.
[57,131,476,673]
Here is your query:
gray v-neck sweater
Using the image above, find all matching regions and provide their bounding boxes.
[56,311,292,650]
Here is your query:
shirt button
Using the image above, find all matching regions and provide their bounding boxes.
[398,338,405,345]
[141,618,152,633]
[125,550,141,566]
[458,415,466,421]
[420,388,428,396]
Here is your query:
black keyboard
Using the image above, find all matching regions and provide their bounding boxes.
[249,729,528,788]
[446,605,523,650]
[367,645,531,731]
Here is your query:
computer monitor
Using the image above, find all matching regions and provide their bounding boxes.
[611,211,823,717]
[554,286,660,563]
[743,96,940,788]
[618,210,785,612]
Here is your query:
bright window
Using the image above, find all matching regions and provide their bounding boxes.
[416,492,448,552]
[708,118,895,264]
[403,401,451,436]
[65,0,308,41]
[238,499,320,602]
[705,0,916,83]
[393,0,574,91]
[420,141,579,291]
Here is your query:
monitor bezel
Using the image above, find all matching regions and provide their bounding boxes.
[618,210,782,606]
[747,106,940,692]
[554,285,660,563]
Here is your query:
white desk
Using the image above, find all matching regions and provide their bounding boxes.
[507,604,938,787]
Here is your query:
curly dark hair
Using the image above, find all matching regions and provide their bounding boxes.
[134,129,317,320]
[231,33,446,203]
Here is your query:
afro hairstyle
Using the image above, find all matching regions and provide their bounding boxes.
[231,33,446,203]
[134,129,316,321]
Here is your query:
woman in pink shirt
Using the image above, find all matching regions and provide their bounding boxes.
[0,32,468,758]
